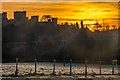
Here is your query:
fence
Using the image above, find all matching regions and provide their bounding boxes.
[2,58,120,78]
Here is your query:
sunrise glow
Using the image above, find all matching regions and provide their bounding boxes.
[2,2,118,31]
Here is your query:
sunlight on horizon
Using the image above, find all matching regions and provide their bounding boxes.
[2,2,118,31]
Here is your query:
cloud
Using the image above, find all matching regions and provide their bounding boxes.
[107,18,118,20]
[2,2,118,27]
[59,18,95,21]
[102,10,112,12]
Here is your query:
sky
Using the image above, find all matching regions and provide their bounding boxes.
[1,2,119,31]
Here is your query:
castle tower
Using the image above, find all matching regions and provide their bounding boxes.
[52,18,57,25]
[14,11,26,22]
[81,20,84,28]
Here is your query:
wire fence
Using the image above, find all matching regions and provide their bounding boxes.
[2,58,120,78]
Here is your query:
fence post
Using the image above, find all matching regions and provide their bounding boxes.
[112,60,114,75]
[85,60,87,77]
[53,59,56,75]
[64,59,65,66]
[35,59,37,75]
[99,60,101,75]
[70,59,72,75]
[15,58,18,76]
[118,60,120,75]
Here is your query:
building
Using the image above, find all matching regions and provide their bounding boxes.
[14,11,27,22]
[48,19,51,22]
[76,22,79,29]
[81,20,84,28]
[30,16,39,23]
[2,12,8,26]
[52,18,57,25]
[2,12,7,21]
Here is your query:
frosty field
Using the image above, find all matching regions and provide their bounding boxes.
[1,62,120,79]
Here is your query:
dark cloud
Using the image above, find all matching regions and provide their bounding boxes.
[106,18,118,20]
[59,18,81,21]
[73,10,85,12]
[103,10,111,12]
[59,18,95,21]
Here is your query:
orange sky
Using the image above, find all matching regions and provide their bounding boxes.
[2,2,118,31]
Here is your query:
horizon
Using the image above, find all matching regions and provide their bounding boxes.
[1,2,119,31]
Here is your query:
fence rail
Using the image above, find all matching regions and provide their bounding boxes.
[2,58,120,78]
